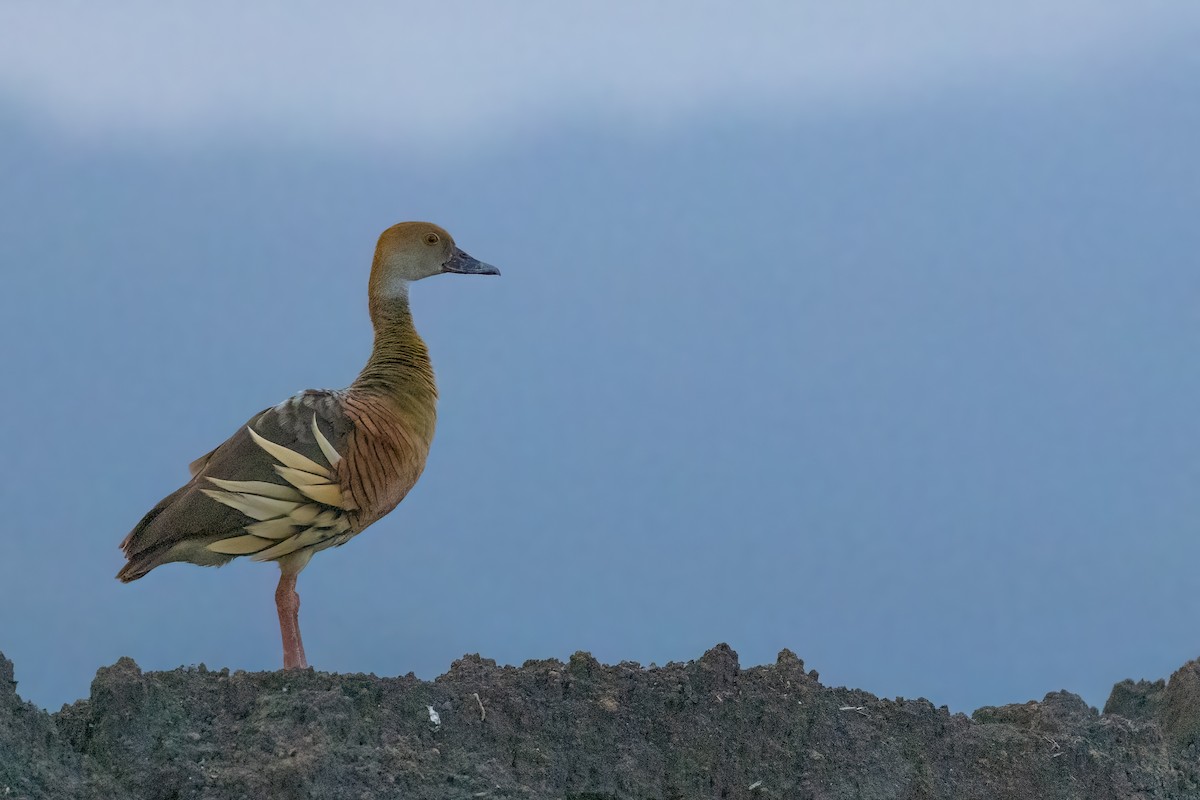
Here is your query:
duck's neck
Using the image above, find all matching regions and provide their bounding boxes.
[350,291,438,437]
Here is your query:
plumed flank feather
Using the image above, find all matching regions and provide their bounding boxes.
[206,478,304,501]
[274,466,330,486]
[245,518,301,539]
[311,415,342,467]
[310,509,342,527]
[289,504,323,525]
[246,426,331,477]
[294,482,344,506]
[207,535,274,555]
[251,526,333,561]
[200,490,303,521]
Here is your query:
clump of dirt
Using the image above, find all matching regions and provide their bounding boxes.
[3,645,1200,799]
[0,653,92,798]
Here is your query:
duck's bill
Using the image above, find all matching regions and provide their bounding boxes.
[443,248,501,275]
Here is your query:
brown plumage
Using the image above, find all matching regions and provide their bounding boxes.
[118,221,499,669]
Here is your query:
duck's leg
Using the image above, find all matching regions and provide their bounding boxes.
[275,566,308,669]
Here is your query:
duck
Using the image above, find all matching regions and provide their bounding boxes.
[117,221,499,669]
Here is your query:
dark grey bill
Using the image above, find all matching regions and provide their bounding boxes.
[443,247,501,275]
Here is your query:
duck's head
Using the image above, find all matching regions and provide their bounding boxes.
[370,221,500,299]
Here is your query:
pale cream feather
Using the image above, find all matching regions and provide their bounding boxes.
[274,466,330,486]
[207,534,275,555]
[294,483,344,506]
[200,490,302,521]
[288,504,322,525]
[246,425,330,477]
[311,415,342,467]
[245,518,301,539]
[251,525,337,561]
[206,478,305,501]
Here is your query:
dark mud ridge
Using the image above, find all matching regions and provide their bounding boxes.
[3,646,1200,800]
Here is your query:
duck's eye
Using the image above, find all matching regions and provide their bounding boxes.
[424,233,440,245]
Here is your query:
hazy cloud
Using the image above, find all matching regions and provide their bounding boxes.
[1,1,1197,152]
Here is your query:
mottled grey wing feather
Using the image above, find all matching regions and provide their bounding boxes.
[118,390,352,580]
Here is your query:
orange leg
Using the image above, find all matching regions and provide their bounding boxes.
[275,569,308,670]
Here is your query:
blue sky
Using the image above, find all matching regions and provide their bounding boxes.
[1,3,1198,714]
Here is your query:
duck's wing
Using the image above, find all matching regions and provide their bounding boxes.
[117,390,358,581]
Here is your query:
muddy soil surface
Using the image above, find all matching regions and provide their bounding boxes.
[3,645,1199,799]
